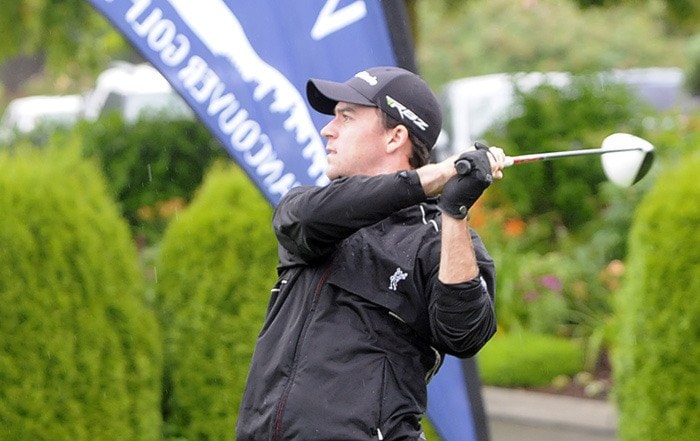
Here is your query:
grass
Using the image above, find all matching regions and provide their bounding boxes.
[477,331,584,387]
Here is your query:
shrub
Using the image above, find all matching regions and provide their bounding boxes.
[686,33,700,95]
[0,145,162,440]
[155,162,278,440]
[477,331,583,387]
[487,76,644,231]
[613,151,700,441]
[77,114,228,244]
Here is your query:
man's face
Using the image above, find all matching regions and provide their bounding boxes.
[320,102,390,180]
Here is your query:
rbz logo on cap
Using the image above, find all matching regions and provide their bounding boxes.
[385,96,428,131]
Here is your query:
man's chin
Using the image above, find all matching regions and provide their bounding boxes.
[325,167,340,181]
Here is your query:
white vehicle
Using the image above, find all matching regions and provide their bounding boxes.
[436,67,687,160]
[82,62,193,123]
[0,94,83,142]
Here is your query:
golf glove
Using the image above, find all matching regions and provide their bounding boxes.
[438,143,493,219]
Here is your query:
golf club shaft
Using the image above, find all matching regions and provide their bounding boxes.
[456,146,646,175]
[506,146,645,166]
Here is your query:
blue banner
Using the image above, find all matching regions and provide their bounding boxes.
[87,1,487,440]
[88,0,406,206]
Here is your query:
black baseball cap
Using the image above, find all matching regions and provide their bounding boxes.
[306,66,442,149]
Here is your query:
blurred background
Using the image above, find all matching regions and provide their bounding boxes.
[1,1,698,440]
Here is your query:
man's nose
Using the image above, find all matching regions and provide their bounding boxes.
[320,119,336,138]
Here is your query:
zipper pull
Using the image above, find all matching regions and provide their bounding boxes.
[376,428,384,440]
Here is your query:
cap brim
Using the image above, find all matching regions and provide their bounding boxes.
[306,79,375,115]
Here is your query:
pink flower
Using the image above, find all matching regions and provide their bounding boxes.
[539,275,563,293]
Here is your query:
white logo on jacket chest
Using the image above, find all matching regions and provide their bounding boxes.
[388,267,408,291]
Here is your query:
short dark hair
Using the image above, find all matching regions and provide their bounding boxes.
[380,111,432,169]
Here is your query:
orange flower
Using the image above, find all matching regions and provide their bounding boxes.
[137,205,156,221]
[157,197,186,219]
[503,217,526,237]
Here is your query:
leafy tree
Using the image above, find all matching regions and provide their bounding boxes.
[0,0,131,84]
[573,0,700,33]
[415,0,686,87]
[484,75,644,230]
[0,145,163,440]
[614,149,700,441]
[155,163,277,440]
[2,0,696,85]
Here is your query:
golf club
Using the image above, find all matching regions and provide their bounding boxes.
[455,133,655,187]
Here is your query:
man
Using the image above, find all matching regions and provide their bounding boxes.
[237,66,505,440]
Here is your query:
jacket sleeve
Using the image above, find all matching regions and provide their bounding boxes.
[273,171,426,263]
[427,232,497,358]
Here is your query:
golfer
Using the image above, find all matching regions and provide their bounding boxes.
[236,66,505,440]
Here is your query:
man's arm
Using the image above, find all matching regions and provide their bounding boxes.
[417,147,504,356]
[439,216,479,282]
[416,146,505,284]
[273,171,427,263]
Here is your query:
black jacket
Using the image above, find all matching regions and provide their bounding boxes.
[236,171,496,440]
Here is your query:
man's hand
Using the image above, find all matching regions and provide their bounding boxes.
[416,143,506,197]
[438,144,494,219]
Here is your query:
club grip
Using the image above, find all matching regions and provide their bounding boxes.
[455,142,489,175]
[455,158,471,175]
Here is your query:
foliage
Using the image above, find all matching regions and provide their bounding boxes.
[494,250,598,337]
[425,0,700,35]
[477,331,583,387]
[416,0,686,88]
[487,75,644,230]
[685,33,700,95]
[653,0,700,33]
[0,0,130,84]
[612,149,700,441]
[77,113,229,244]
[155,162,278,441]
[0,145,162,440]
[472,109,700,373]
[2,1,695,97]
[574,0,700,32]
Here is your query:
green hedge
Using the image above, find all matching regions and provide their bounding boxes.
[477,331,583,387]
[0,146,162,440]
[155,162,277,440]
[613,151,700,441]
[77,115,228,244]
[685,33,700,95]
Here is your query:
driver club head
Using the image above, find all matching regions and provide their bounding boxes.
[601,133,655,187]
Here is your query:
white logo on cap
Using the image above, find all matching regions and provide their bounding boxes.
[355,71,378,86]
[385,96,428,131]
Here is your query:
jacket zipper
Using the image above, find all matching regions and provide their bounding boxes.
[273,262,333,441]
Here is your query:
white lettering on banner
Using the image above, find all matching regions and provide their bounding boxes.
[177,56,301,196]
[311,0,367,40]
[117,0,330,198]
[125,0,189,66]
[166,0,329,188]
[207,83,237,116]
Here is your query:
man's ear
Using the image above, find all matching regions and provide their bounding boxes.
[386,124,411,155]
